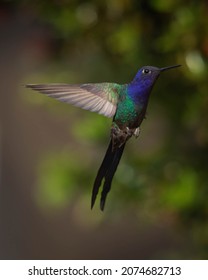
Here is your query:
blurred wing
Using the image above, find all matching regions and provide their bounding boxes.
[26,83,120,118]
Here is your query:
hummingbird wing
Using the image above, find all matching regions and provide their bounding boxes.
[26,83,121,118]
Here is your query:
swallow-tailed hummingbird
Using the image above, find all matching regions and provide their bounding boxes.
[26,64,181,211]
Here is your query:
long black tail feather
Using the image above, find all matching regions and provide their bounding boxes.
[91,140,114,209]
[91,139,126,210]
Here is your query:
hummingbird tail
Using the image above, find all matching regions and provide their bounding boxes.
[91,140,114,210]
[91,139,126,211]
[100,143,125,211]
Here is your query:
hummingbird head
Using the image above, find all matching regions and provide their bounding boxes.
[132,64,181,89]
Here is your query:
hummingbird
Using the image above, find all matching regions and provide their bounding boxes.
[26,64,181,211]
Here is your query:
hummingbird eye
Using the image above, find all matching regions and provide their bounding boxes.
[142,68,151,74]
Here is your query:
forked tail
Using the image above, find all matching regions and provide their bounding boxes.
[91,139,126,211]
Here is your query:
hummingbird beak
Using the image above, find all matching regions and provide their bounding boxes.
[160,64,181,72]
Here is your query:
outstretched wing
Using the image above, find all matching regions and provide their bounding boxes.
[26,83,121,118]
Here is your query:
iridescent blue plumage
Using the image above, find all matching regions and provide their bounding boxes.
[26,64,181,211]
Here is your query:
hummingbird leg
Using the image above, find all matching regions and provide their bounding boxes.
[126,127,140,138]
[111,124,138,150]
[111,124,130,150]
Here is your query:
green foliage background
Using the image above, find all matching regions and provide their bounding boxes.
[2,0,208,259]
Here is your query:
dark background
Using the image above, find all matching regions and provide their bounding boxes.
[1,0,208,259]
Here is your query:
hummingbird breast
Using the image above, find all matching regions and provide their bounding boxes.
[114,94,147,130]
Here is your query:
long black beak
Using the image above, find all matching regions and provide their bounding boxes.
[160,64,181,72]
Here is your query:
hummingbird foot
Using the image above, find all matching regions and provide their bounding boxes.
[133,127,140,138]
[126,127,140,138]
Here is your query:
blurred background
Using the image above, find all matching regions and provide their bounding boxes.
[1,0,208,259]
